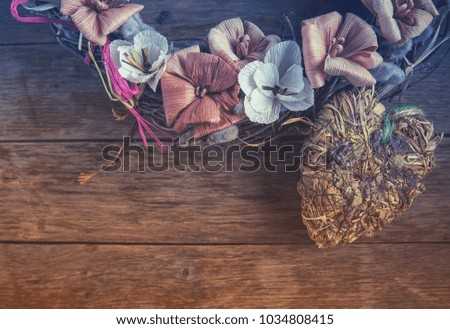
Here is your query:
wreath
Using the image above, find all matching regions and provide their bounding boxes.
[11,0,449,247]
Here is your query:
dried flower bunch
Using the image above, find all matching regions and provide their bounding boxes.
[12,0,449,246]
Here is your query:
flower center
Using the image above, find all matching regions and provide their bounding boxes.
[122,48,152,74]
[195,86,208,98]
[90,0,109,11]
[262,85,296,96]
[394,0,415,26]
[236,34,251,59]
[89,0,128,11]
[328,37,345,58]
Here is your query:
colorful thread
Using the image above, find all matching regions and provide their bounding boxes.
[88,41,171,150]
[381,106,416,143]
[11,0,77,30]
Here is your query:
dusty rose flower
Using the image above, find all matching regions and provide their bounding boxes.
[207,17,280,70]
[301,12,383,88]
[362,0,439,45]
[60,0,144,46]
[161,45,243,138]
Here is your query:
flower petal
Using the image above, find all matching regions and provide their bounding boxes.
[265,41,302,76]
[134,30,168,55]
[238,61,264,96]
[324,56,376,87]
[207,28,240,63]
[279,64,304,94]
[183,52,238,92]
[254,63,280,94]
[397,9,434,45]
[361,0,401,44]
[244,92,280,124]
[174,96,221,131]
[348,51,383,70]
[147,58,168,92]
[338,14,379,59]
[250,87,274,110]
[165,45,200,83]
[161,73,197,127]
[118,67,149,84]
[264,35,282,51]
[98,4,144,36]
[210,83,240,111]
[243,20,266,50]
[144,44,164,68]
[194,111,244,138]
[110,39,133,69]
[278,78,314,112]
[301,11,343,88]
[71,6,107,46]
[207,18,244,60]
[414,0,439,16]
[60,0,84,16]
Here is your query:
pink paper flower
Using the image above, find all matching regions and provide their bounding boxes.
[161,45,243,138]
[207,17,280,70]
[60,0,144,46]
[301,12,383,88]
[362,0,439,45]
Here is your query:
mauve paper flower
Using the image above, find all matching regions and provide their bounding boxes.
[207,17,280,70]
[302,12,383,88]
[60,0,144,46]
[110,30,170,91]
[238,41,314,124]
[161,45,243,138]
[362,0,439,45]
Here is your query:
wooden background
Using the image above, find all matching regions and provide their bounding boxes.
[1,0,449,308]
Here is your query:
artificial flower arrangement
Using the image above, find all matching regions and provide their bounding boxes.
[11,0,449,247]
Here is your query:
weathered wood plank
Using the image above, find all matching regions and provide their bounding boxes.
[0,44,132,141]
[0,139,448,244]
[0,1,56,45]
[0,243,448,308]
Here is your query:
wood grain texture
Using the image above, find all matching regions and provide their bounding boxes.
[0,1,56,45]
[0,140,448,244]
[1,244,449,308]
[1,0,449,309]
[0,44,132,141]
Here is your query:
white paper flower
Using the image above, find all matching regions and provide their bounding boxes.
[110,30,170,91]
[238,41,314,124]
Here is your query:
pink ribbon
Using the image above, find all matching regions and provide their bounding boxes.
[100,41,172,150]
[11,0,78,30]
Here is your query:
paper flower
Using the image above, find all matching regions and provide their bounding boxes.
[238,41,314,124]
[207,17,280,70]
[301,12,383,88]
[60,0,144,46]
[362,0,439,45]
[161,45,243,138]
[110,30,170,91]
